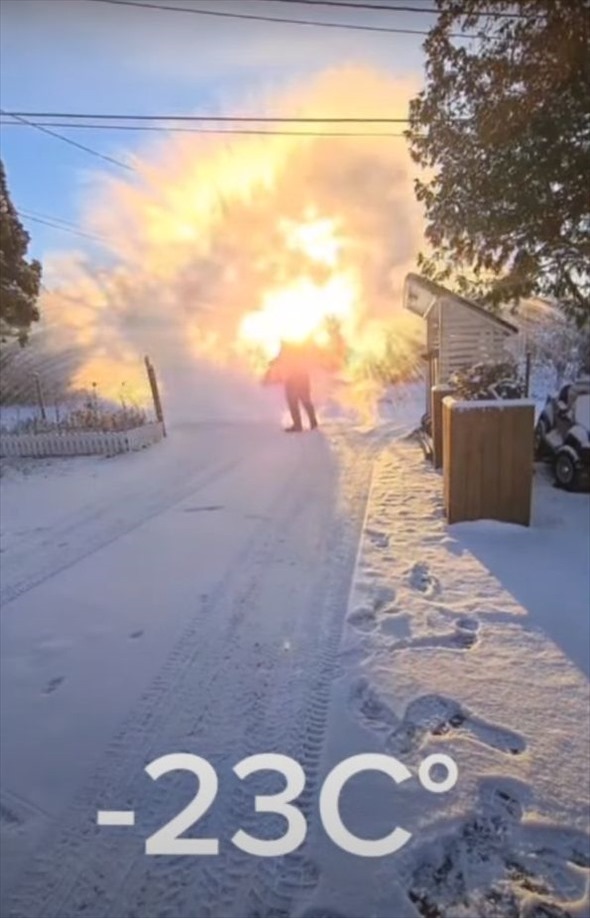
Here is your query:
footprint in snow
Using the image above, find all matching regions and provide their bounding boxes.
[386,618,481,652]
[380,614,412,639]
[365,527,390,549]
[402,779,589,918]
[347,605,378,633]
[386,693,526,757]
[349,681,525,757]
[129,629,144,639]
[349,678,400,733]
[372,585,397,612]
[408,562,441,598]
[435,605,491,631]
[381,602,403,615]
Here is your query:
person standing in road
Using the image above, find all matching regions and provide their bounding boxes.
[263,341,318,433]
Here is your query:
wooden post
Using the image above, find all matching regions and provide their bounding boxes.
[443,396,535,526]
[524,351,532,397]
[431,384,454,469]
[144,356,166,437]
[33,373,47,422]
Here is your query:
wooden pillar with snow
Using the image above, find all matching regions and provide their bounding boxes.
[431,384,454,469]
[442,396,535,526]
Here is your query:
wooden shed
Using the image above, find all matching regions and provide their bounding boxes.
[403,273,519,417]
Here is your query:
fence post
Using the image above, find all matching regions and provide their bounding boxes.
[33,373,47,421]
[524,351,532,397]
[144,356,166,437]
[431,384,454,470]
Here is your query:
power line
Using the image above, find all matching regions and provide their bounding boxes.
[0,119,413,137]
[266,0,534,19]
[19,208,99,233]
[81,0,466,37]
[0,110,134,171]
[265,0,441,11]
[262,0,533,20]
[19,211,109,243]
[3,111,415,123]
[18,210,112,245]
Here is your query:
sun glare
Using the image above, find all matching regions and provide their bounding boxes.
[238,215,358,359]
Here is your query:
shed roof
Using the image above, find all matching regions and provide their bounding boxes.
[404,273,519,335]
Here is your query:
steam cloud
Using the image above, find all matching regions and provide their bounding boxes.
[36,66,426,423]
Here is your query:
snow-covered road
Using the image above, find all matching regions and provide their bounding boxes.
[1,422,375,917]
[1,405,589,918]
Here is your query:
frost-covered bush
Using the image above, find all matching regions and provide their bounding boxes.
[506,300,590,388]
[1,403,147,435]
[449,361,525,401]
[527,321,589,385]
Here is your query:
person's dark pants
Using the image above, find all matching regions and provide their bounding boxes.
[285,374,318,430]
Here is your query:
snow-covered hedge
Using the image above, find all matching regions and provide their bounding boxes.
[448,360,525,401]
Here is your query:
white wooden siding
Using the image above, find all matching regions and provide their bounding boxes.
[437,299,512,380]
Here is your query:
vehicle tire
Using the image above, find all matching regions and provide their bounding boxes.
[554,449,579,490]
[534,417,549,459]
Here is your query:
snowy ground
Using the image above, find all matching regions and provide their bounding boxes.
[0,384,588,918]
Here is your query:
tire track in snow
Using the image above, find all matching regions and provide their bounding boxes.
[5,432,374,918]
[222,441,375,918]
[4,437,308,918]
[0,451,241,608]
[107,434,374,918]
[111,440,325,918]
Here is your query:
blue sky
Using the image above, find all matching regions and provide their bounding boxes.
[0,0,429,261]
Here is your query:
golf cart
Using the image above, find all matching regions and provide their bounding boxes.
[535,378,590,490]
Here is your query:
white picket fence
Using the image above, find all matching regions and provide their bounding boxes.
[0,421,165,459]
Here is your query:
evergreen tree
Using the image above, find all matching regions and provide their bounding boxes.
[0,160,42,343]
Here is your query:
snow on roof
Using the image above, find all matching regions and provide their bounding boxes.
[404,273,519,335]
